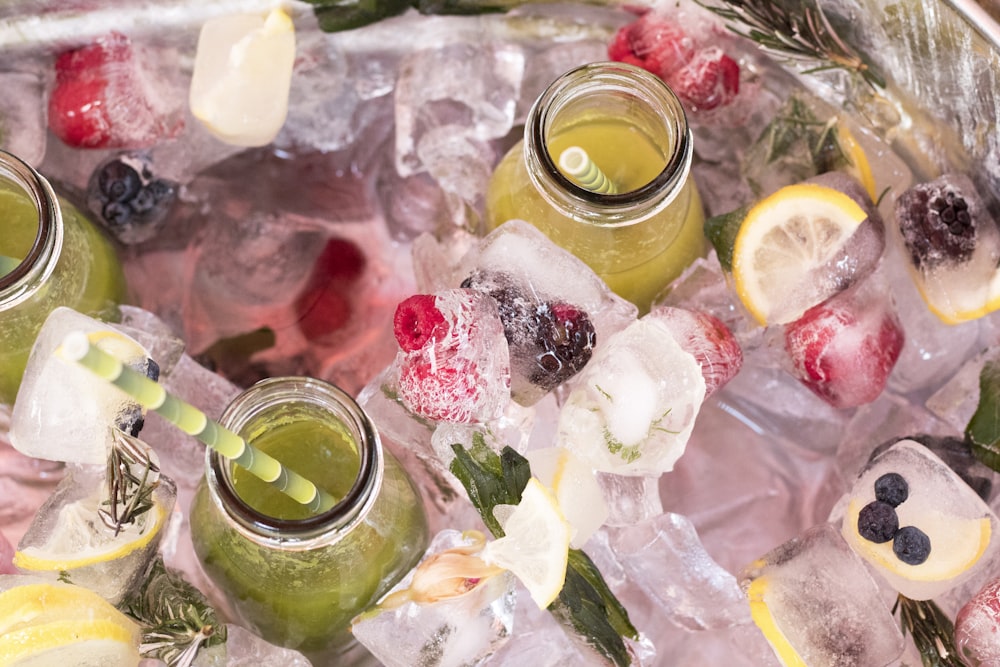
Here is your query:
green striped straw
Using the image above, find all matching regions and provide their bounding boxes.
[57,331,337,514]
[558,146,618,195]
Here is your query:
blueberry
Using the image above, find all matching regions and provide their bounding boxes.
[857,501,898,543]
[874,472,908,507]
[98,160,142,203]
[893,526,931,565]
[102,201,132,227]
[147,179,175,202]
[130,187,156,215]
[145,358,160,382]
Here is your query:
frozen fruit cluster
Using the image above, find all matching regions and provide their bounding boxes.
[49,32,183,149]
[392,290,510,424]
[608,11,739,112]
[856,472,930,565]
[462,270,596,405]
[86,155,177,244]
[648,306,742,397]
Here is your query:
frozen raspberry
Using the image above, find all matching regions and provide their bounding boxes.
[531,302,596,392]
[649,307,742,397]
[398,357,485,423]
[667,47,740,112]
[784,294,904,409]
[956,577,1000,665]
[294,237,366,343]
[895,174,980,270]
[393,294,449,352]
[607,12,695,79]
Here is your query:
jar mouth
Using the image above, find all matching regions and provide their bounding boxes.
[0,150,59,296]
[526,61,693,215]
[209,376,381,537]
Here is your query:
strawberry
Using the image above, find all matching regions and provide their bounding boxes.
[784,296,904,409]
[956,577,1000,665]
[650,306,743,397]
[607,13,694,79]
[667,47,740,112]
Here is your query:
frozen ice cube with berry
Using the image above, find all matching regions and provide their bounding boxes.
[840,438,1000,601]
[956,576,1000,666]
[739,522,905,667]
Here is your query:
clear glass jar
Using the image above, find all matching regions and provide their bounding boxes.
[189,376,429,661]
[0,149,127,404]
[486,62,706,314]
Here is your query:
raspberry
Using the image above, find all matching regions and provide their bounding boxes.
[398,357,484,423]
[294,237,366,343]
[393,294,449,352]
[650,307,742,397]
[607,13,695,79]
[784,295,904,409]
[667,47,740,112]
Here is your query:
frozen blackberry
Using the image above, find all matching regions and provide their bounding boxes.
[895,175,979,270]
[873,472,908,507]
[857,500,898,543]
[529,301,596,391]
[893,525,931,565]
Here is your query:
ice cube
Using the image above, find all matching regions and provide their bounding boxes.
[739,522,905,667]
[217,623,313,667]
[525,446,608,548]
[10,307,154,466]
[648,306,743,397]
[557,312,706,476]
[956,576,1000,667]
[595,472,663,527]
[0,529,14,574]
[840,439,1000,600]
[459,220,637,406]
[0,70,46,165]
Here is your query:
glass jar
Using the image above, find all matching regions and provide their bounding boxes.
[189,376,429,661]
[486,62,706,314]
[0,149,127,404]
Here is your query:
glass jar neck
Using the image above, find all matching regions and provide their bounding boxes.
[0,150,63,309]
[206,376,383,546]
[524,62,693,226]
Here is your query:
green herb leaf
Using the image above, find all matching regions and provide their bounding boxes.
[966,356,1000,471]
[894,595,968,667]
[120,557,227,667]
[704,205,749,272]
[449,442,637,665]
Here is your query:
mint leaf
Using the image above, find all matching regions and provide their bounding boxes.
[966,357,1000,471]
[704,205,748,272]
[449,443,637,666]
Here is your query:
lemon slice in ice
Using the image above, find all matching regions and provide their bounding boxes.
[189,8,296,147]
[526,447,608,548]
[0,581,127,635]
[746,575,808,667]
[482,478,572,609]
[834,124,877,204]
[732,183,869,325]
[0,618,141,667]
[13,491,167,573]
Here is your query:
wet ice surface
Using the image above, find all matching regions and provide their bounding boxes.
[2,1,1000,665]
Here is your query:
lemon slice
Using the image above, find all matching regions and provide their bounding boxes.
[843,499,990,584]
[746,576,808,667]
[189,8,296,147]
[526,447,608,548]
[0,581,128,636]
[482,478,572,609]
[732,183,869,325]
[834,124,877,204]
[0,618,141,667]
[14,491,167,573]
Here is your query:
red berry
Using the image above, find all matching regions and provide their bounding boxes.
[956,577,1000,664]
[667,47,740,112]
[398,357,484,423]
[652,307,742,397]
[293,237,365,343]
[784,298,904,409]
[393,294,449,352]
[608,13,695,79]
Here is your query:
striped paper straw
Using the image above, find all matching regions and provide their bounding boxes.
[57,331,337,514]
[558,146,618,195]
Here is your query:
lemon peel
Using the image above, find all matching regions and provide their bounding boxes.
[746,577,808,667]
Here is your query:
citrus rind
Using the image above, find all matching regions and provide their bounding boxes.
[746,576,808,667]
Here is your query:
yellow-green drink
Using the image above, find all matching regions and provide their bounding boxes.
[486,63,706,314]
[0,150,126,403]
[189,377,429,659]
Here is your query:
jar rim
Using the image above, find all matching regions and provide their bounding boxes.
[526,61,693,215]
[208,376,381,538]
[0,149,61,301]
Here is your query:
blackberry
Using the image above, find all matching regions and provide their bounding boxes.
[529,301,596,391]
[873,472,908,507]
[893,525,931,565]
[857,500,898,543]
[895,174,979,270]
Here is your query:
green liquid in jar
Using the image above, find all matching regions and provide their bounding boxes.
[486,118,706,314]
[0,184,127,404]
[190,410,428,657]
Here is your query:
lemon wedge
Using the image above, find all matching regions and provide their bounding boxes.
[189,8,296,146]
[482,478,572,609]
[746,576,808,667]
[732,182,869,325]
[526,447,608,548]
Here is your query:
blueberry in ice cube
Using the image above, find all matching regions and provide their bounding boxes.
[874,472,908,507]
[857,500,899,543]
[893,526,931,565]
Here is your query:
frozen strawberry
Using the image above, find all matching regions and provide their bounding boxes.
[784,289,904,409]
[649,306,742,397]
[48,32,182,149]
[294,237,366,343]
[607,12,695,79]
[667,47,740,112]
[394,289,510,424]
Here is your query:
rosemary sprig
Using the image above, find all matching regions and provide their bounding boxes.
[894,595,968,667]
[100,429,160,536]
[120,557,227,667]
[697,0,885,89]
